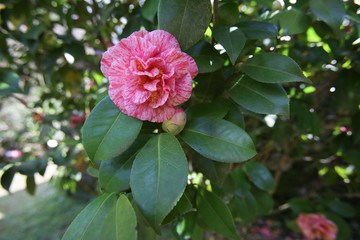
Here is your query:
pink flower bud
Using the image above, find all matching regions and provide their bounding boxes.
[162,108,186,135]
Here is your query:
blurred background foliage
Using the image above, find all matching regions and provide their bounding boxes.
[0,0,360,239]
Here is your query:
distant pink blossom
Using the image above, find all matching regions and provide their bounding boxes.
[101,30,198,122]
[69,115,85,128]
[297,213,338,240]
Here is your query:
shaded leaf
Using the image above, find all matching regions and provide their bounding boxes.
[244,162,274,191]
[230,192,258,223]
[310,0,346,31]
[213,26,246,65]
[141,0,160,22]
[237,21,278,39]
[196,189,239,239]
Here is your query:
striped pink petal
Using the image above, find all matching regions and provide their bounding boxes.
[101,30,198,122]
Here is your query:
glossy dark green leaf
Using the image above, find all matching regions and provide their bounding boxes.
[196,189,239,239]
[224,101,245,129]
[131,133,188,233]
[244,162,274,191]
[328,200,355,218]
[251,187,274,215]
[141,0,160,21]
[82,96,142,162]
[158,0,212,50]
[162,194,194,225]
[1,167,16,191]
[218,2,239,26]
[227,75,289,115]
[186,102,229,120]
[62,193,117,240]
[193,70,225,101]
[26,176,36,195]
[180,117,256,162]
[99,135,149,193]
[138,224,157,240]
[193,154,230,185]
[241,53,310,83]
[231,169,251,196]
[193,55,225,73]
[213,26,246,65]
[230,192,258,223]
[212,175,236,203]
[272,8,311,35]
[310,0,346,31]
[288,198,314,214]
[237,21,278,39]
[99,195,137,240]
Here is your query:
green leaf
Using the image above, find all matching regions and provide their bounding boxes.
[1,167,16,191]
[131,133,188,233]
[99,195,137,240]
[241,53,310,84]
[24,23,47,39]
[288,197,314,214]
[193,70,225,101]
[180,117,256,162]
[272,8,311,35]
[62,193,117,240]
[186,102,229,120]
[26,176,36,195]
[82,96,142,162]
[213,26,246,65]
[227,75,289,115]
[230,192,258,223]
[231,169,251,196]
[0,71,22,96]
[196,189,239,239]
[99,136,149,193]
[162,193,194,225]
[244,162,274,191]
[251,187,274,215]
[212,175,236,204]
[217,1,240,26]
[224,101,245,129]
[141,0,160,22]
[158,0,212,50]
[328,200,355,218]
[309,0,345,32]
[237,21,278,39]
[193,55,225,73]
[193,154,230,185]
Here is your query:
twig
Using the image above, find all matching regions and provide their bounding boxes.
[211,0,219,45]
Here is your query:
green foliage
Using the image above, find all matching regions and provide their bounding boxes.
[1,0,360,239]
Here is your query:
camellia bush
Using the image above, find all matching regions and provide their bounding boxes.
[1,0,360,239]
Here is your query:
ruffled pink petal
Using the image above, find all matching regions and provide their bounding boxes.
[168,73,193,106]
[143,79,160,91]
[103,30,198,122]
[145,30,181,54]
[185,53,199,79]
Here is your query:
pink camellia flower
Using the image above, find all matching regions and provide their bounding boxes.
[297,213,338,240]
[101,30,198,122]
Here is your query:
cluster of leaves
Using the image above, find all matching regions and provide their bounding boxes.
[1,0,360,239]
